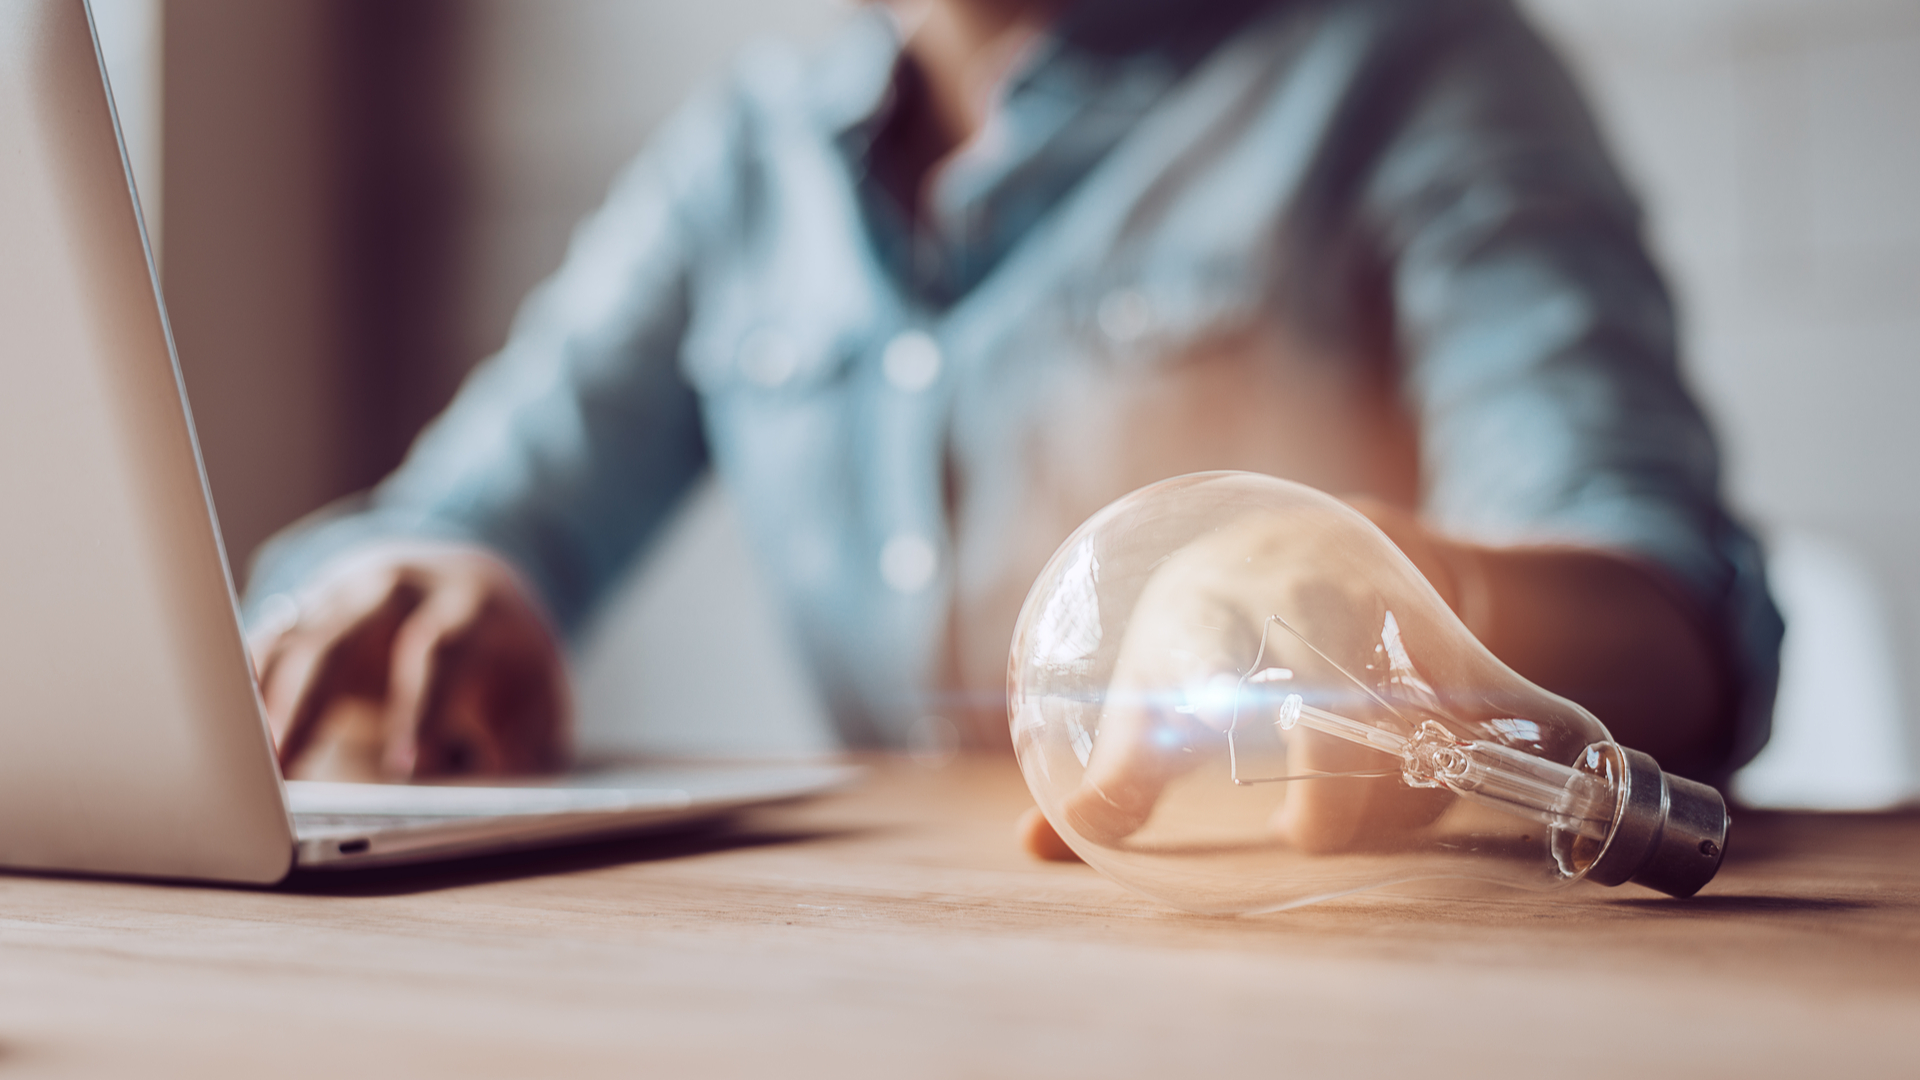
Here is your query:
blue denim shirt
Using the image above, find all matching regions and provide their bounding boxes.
[249,0,1782,767]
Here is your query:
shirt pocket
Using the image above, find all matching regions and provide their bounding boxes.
[679,304,858,399]
[1057,252,1273,371]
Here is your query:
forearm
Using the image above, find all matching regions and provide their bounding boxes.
[1445,541,1729,777]
[1356,500,1730,777]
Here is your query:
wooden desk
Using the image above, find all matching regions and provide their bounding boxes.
[1,756,1915,1077]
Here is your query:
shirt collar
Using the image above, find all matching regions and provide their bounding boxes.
[817,0,1281,153]
[812,6,909,157]
[814,0,1283,304]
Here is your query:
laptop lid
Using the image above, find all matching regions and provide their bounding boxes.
[0,0,295,883]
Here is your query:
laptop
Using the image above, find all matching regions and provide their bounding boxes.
[0,0,855,884]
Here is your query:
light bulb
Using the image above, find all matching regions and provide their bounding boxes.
[1008,472,1729,914]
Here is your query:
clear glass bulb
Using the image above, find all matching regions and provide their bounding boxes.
[1009,472,1729,914]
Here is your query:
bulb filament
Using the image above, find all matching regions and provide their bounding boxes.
[1225,615,1614,842]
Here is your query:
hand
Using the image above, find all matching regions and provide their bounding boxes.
[1024,498,1466,861]
[248,542,570,782]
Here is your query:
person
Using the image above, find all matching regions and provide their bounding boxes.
[244,0,1782,859]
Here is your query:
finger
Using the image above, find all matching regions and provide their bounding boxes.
[1057,567,1266,846]
[274,581,420,770]
[416,609,572,777]
[249,626,290,699]
[273,642,352,769]
[260,576,387,736]
[260,631,321,743]
[381,586,485,780]
[1018,806,1082,863]
[1058,629,1241,844]
[417,675,501,777]
[251,618,313,698]
[245,592,304,687]
[1059,700,1188,843]
[466,641,569,775]
[1271,731,1383,854]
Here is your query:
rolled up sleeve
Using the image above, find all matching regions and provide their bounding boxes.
[1364,2,1782,775]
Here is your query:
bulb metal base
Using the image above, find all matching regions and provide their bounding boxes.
[1585,747,1729,898]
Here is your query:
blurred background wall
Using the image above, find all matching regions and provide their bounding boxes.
[91,0,1919,798]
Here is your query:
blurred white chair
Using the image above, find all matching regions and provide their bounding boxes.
[1732,532,1919,810]
[570,479,838,761]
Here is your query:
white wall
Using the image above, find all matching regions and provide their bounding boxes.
[1520,0,1920,554]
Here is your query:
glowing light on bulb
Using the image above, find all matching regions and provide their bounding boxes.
[1008,472,1729,914]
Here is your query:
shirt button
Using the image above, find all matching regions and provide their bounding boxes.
[882,331,942,393]
[739,328,799,388]
[879,532,938,594]
[1097,288,1154,344]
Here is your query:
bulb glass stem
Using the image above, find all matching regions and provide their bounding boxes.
[1228,688,1614,843]
[1226,614,1614,842]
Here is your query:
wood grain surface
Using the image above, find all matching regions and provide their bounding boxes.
[0,755,1915,1078]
